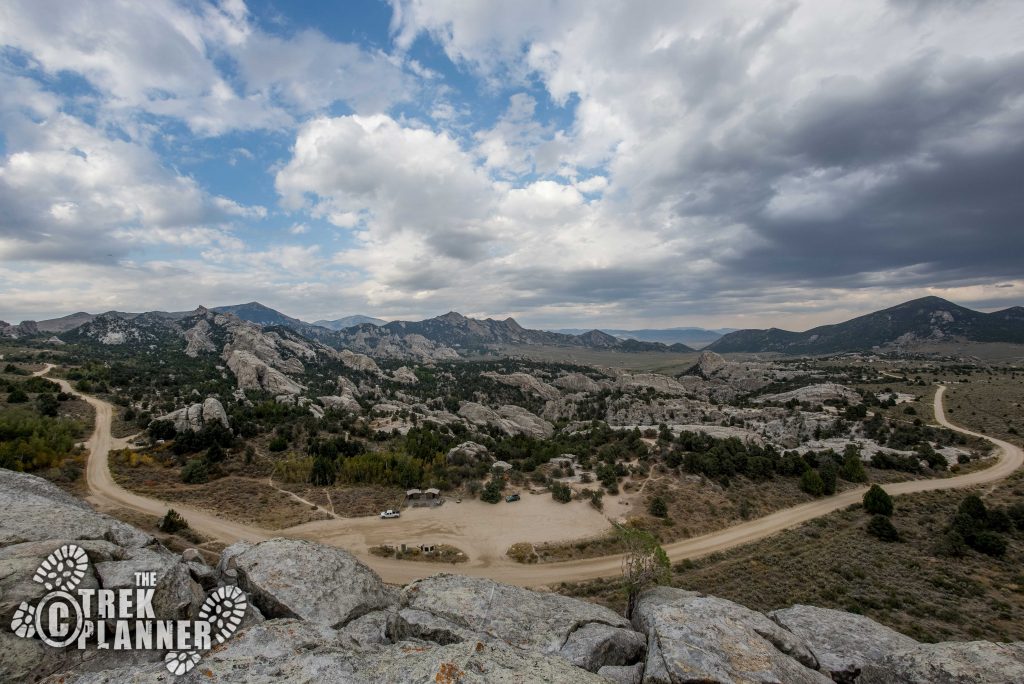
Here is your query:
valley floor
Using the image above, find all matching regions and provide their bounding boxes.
[45,367,1024,589]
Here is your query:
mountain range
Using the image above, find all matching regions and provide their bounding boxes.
[552,326,736,348]
[707,296,1024,354]
[5,296,1022,357]
[313,315,386,330]
[26,304,695,359]
[334,311,695,357]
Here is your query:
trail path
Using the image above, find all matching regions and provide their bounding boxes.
[47,364,1022,587]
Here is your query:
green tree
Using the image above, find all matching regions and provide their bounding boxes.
[957,495,988,525]
[159,509,189,534]
[648,495,669,518]
[181,458,209,484]
[840,446,867,482]
[36,393,59,417]
[863,484,894,516]
[551,481,572,503]
[7,388,29,403]
[310,455,337,486]
[205,442,225,464]
[819,461,838,495]
[799,469,825,496]
[480,476,504,504]
[617,524,672,619]
[866,514,899,542]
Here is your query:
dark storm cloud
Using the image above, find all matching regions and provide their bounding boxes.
[673,48,1024,291]
[783,53,1024,168]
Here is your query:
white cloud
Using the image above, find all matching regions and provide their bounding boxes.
[0,0,414,136]
[0,111,259,263]
[3,0,1023,328]
[277,114,496,237]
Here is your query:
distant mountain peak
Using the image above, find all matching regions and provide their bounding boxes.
[438,311,468,323]
[707,297,1024,354]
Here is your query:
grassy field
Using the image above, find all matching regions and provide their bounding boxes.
[943,371,1024,443]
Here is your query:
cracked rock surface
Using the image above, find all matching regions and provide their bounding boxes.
[2,470,1023,683]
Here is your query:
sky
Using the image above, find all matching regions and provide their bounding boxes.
[1,0,1022,331]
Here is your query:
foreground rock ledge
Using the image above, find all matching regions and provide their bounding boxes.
[1,469,1022,683]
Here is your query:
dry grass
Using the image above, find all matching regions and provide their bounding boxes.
[277,483,406,518]
[943,371,1024,445]
[109,407,142,438]
[100,505,221,564]
[109,451,332,529]
[511,468,914,564]
[560,470,1024,643]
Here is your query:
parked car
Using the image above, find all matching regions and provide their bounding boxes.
[379,509,401,519]
[505,493,521,503]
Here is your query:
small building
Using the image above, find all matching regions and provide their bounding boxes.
[405,487,443,507]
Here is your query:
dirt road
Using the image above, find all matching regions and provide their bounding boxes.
[48,366,1022,587]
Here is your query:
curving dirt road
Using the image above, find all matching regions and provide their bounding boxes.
[45,365,1023,587]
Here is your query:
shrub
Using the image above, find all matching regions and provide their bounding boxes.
[181,458,209,484]
[148,419,177,441]
[159,509,189,534]
[648,495,668,518]
[1006,502,1024,530]
[205,443,225,464]
[36,393,59,417]
[819,462,838,495]
[480,477,504,504]
[268,435,289,452]
[972,531,1007,557]
[7,388,29,403]
[309,455,337,486]
[934,529,967,557]
[799,469,825,497]
[958,495,988,525]
[866,514,900,542]
[863,484,894,516]
[840,447,867,482]
[987,508,1013,533]
[551,481,572,503]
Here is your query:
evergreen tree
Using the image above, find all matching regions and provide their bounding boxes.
[551,481,572,503]
[799,469,825,496]
[840,445,867,482]
[863,484,894,516]
[480,476,504,504]
[819,461,838,495]
[181,458,209,484]
[648,495,669,518]
[159,509,189,534]
[310,455,337,486]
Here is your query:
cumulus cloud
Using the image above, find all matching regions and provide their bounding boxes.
[3,0,1024,327]
[0,0,413,135]
[0,111,257,264]
[371,0,1024,325]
